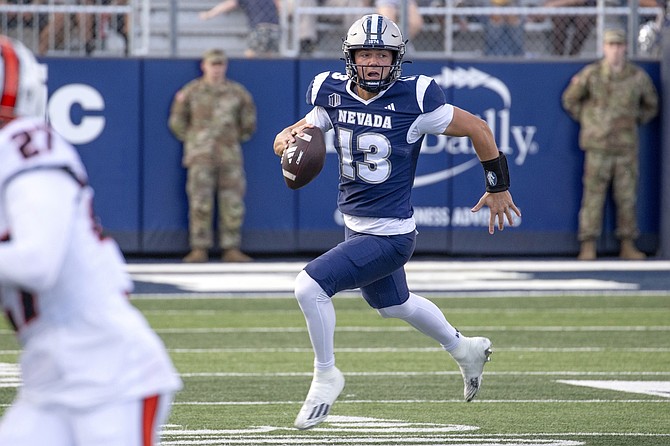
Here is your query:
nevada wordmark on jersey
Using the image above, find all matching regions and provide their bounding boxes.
[306,71,453,219]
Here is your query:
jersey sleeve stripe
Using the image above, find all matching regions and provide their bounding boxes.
[309,71,331,105]
[415,75,433,114]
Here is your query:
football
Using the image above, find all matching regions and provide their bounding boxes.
[281,127,326,190]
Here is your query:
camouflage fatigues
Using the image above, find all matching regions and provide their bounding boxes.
[248,23,280,54]
[168,78,256,250]
[562,60,658,241]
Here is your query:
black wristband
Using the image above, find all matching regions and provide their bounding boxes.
[481,151,510,193]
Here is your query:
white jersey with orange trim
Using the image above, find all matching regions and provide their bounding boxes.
[0,117,182,409]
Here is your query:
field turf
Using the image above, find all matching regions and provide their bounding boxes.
[1,293,668,445]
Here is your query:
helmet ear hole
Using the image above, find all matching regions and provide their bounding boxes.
[342,14,406,93]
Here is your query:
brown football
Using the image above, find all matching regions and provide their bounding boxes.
[280,127,326,190]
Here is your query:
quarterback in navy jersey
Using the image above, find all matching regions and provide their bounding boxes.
[307,70,450,219]
[274,14,521,430]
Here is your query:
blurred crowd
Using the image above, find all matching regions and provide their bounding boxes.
[0,0,665,58]
[0,0,128,56]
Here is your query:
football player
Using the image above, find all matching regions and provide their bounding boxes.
[273,14,521,430]
[0,36,182,445]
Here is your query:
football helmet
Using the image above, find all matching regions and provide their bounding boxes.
[0,35,47,123]
[342,14,406,93]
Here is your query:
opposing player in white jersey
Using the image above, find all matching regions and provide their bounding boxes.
[0,36,182,445]
[273,14,522,430]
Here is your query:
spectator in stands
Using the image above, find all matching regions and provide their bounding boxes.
[103,0,130,56]
[545,0,661,56]
[313,0,373,57]
[169,49,257,263]
[286,0,319,55]
[376,0,423,40]
[38,0,97,55]
[0,0,49,36]
[637,0,665,56]
[544,0,595,56]
[482,0,524,56]
[323,0,370,31]
[200,0,280,58]
[604,0,661,31]
[562,29,659,260]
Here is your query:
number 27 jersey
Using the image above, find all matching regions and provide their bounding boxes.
[0,117,182,408]
[305,72,454,219]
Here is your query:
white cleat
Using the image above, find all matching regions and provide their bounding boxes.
[294,366,345,430]
[450,336,492,402]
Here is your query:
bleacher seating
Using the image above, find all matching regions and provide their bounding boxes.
[146,0,249,58]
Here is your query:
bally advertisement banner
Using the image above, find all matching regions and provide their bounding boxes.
[43,58,661,256]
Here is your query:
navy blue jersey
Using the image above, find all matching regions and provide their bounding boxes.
[306,72,450,219]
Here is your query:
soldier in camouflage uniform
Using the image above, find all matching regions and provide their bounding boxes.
[562,29,659,260]
[169,49,257,263]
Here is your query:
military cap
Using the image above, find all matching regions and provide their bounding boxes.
[202,48,227,64]
[604,29,626,44]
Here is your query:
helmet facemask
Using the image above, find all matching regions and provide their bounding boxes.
[342,14,406,94]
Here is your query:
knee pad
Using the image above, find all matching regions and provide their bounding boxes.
[377,298,414,319]
[295,270,325,305]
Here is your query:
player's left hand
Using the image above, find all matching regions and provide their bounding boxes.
[471,191,521,235]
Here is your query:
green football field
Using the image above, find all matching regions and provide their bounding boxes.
[1,293,669,445]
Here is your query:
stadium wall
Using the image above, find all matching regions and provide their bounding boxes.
[44,57,663,258]
[660,26,670,260]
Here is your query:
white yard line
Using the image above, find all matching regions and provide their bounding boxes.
[126,259,670,295]
[165,347,670,353]
[178,371,670,377]
[150,325,670,333]
[1,345,667,355]
[126,260,670,274]
[171,399,669,406]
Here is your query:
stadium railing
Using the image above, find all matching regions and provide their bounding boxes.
[0,0,663,59]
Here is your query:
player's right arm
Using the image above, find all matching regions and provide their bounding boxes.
[0,169,78,292]
[0,123,83,293]
[274,103,333,157]
[274,118,308,157]
[274,71,337,157]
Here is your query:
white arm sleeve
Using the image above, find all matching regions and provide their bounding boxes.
[408,104,455,144]
[305,106,333,133]
[0,169,79,291]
